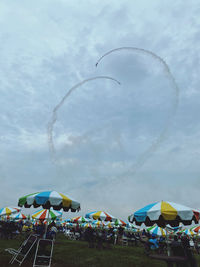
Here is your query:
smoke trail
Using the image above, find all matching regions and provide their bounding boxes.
[95,47,179,184]
[47,76,120,161]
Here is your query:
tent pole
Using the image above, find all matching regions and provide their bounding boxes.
[44,209,50,239]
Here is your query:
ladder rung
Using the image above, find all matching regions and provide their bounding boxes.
[36,255,51,258]
[15,259,23,263]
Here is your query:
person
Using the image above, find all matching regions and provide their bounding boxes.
[118,226,124,244]
[47,223,57,240]
[193,236,200,254]
[142,229,146,236]
[105,228,114,249]
[128,231,138,246]
[170,235,187,267]
[35,221,45,237]
[149,234,159,250]
[96,229,103,249]
[1,221,9,239]
[181,234,198,267]
[113,228,118,245]
[85,227,94,248]
[77,227,83,240]
[158,235,166,254]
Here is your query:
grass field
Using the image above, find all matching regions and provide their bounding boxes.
[0,234,200,266]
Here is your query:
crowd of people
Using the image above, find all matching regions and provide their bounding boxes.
[140,229,199,267]
[1,218,200,266]
[65,225,142,249]
[0,220,59,240]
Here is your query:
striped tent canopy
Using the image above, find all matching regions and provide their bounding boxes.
[147,225,167,237]
[192,225,200,233]
[61,219,72,227]
[62,219,72,226]
[0,207,21,217]
[85,211,116,221]
[18,191,80,212]
[82,223,93,228]
[129,201,200,227]
[61,221,67,227]
[54,218,62,226]
[125,222,134,228]
[64,222,75,227]
[104,221,114,228]
[62,219,71,225]
[132,228,141,233]
[114,219,126,227]
[92,220,105,227]
[32,220,48,226]
[179,228,195,236]
[165,223,183,233]
[10,212,27,220]
[32,208,62,220]
[71,216,88,223]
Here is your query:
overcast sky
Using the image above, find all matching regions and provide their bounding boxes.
[0,0,200,220]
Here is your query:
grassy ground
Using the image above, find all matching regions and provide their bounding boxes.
[0,234,200,267]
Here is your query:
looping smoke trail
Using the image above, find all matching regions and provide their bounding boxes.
[96,47,178,105]
[47,76,121,161]
[95,47,179,183]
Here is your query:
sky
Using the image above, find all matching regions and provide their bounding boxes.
[0,0,200,220]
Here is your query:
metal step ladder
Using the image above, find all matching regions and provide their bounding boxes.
[33,238,54,267]
[5,234,38,266]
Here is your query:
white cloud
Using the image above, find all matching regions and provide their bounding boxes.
[0,0,199,220]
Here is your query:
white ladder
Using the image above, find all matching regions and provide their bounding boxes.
[33,238,54,267]
[6,234,38,266]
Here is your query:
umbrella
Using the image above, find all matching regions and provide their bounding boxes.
[85,211,116,221]
[18,190,80,238]
[129,201,200,227]
[18,191,80,212]
[0,207,21,217]
[32,208,62,220]
[147,225,167,237]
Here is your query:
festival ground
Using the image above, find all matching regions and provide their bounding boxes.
[1,233,200,267]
